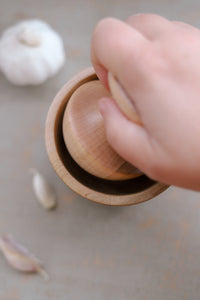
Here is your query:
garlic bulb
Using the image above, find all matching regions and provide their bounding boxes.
[30,169,57,210]
[0,19,66,85]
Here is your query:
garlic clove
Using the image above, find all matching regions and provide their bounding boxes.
[0,235,49,280]
[30,168,57,210]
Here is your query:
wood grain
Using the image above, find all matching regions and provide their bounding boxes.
[62,80,142,180]
[45,67,169,206]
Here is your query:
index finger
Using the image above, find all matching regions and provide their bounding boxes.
[90,17,151,91]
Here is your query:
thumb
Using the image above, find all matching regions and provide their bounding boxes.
[98,97,154,174]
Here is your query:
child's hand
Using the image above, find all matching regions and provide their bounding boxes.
[91,14,200,190]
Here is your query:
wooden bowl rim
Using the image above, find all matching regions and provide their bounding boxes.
[45,67,168,206]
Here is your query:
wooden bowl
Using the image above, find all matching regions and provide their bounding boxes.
[45,67,168,206]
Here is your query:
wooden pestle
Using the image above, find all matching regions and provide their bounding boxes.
[108,72,142,125]
[62,73,143,181]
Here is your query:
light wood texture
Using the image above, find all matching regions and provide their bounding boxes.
[45,67,168,206]
[62,80,141,180]
[108,72,142,125]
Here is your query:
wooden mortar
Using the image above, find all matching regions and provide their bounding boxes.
[45,67,168,206]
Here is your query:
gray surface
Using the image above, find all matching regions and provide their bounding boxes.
[0,0,200,299]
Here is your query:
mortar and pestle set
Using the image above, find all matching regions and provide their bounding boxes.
[45,67,168,206]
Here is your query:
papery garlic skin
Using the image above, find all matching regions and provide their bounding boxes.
[31,169,57,210]
[0,19,66,85]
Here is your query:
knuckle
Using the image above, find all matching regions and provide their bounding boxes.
[94,17,117,35]
[141,46,168,77]
[126,13,158,25]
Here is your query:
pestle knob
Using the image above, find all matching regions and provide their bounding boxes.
[108,72,142,125]
[62,75,142,180]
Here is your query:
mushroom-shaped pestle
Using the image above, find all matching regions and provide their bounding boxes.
[62,79,142,180]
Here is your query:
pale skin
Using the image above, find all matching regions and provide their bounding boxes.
[91,14,200,191]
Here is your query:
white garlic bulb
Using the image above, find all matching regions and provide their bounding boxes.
[0,19,66,85]
[30,169,57,210]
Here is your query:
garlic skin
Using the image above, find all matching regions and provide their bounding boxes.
[31,169,57,210]
[0,19,66,85]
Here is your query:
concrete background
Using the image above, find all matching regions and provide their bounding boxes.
[0,0,200,299]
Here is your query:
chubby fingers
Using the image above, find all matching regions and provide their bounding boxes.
[126,14,173,39]
[91,15,173,89]
[91,17,150,90]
